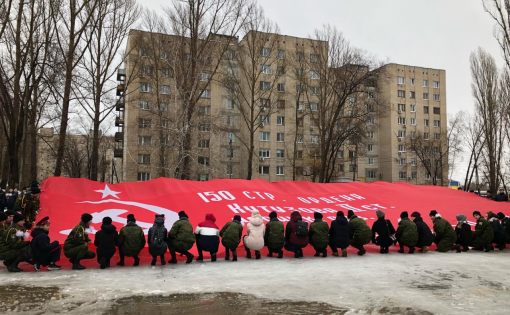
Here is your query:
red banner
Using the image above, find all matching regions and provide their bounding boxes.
[38,177,509,244]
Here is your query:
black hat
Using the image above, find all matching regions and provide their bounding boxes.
[13,213,24,223]
[0,212,6,221]
[472,210,481,217]
[429,210,438,218]
[127,214,136,223]
[233,215,241,222]
[102,217,112,225]
[411,211,421,218]
[400,211,409,219]
[36,216,50,226]
[347,210,355,218]
[314,212,323,220]
[81,213,93,223]
[497,212,506,220]
[336,211,345,217]
[5,210,15,217]
[178,211,188,219]
[269,211,277,219]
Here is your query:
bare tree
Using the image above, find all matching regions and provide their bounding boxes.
[447,111,466,180]
[0,0,13,40]
[483,0,510,69]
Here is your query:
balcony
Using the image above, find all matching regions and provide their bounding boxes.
[117,69,126,82]
[115,116,124,127]
[114,132,124,142]
[114,148,123,158]
[115,97,125,110]
[116,83,125,96]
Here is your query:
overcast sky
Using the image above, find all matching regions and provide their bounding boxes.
[141,0,504,180]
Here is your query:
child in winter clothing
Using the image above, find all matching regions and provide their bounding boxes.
[195,213,220,262]
[94,217,119,269]
[265,211,284,258]
[285,211,309,258]
[455,214,472,252]
[329,211,350,257]
[220,215,243,261]
[148,214,168,265]
[118,214,146,266]
[371,210,396,254]
[309,212,329,257]
[244,210,265,259]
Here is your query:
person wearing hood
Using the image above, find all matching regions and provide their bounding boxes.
[168,211,195,264]
[94,217,119,269]
[487,212,505,250]
[195,213,220,262]
[309,212,329,257]
[395,211,418,254]
[31,216,61,271]
[264,211,284,258]
[496,212,510,244]
[429,210,456,252]
[410,212,433,253]
[329,211,350,257]
[118,214,146,266]
[220,215,243,261]
[371,210,396,254]
[64,213,96,270]
[454,214,472,253]
[284,211,309,258]
[0,214,31,272]
[244,210,266,259]
[148,214,168,265]
[472,210,494,252]
[347,210,371,256]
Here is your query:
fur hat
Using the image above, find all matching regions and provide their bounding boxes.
[81,213,93,223]
[472,210,481,217]
[429,210,439,218]
[487,211,496,219]
[347,210,355,218]
[251,209,261,217]
[497,212,506,220]
[336,211,345,218]
[154,214,165,224]
[233,215,241,222]
[13,213,24,223]
[376,210,385,218]
[269,211,277,219]
[102,217,112,225]
[456,214,467,222]
[127,214,136,223]
[36,216,50,226]
[411,211,421,218]
[178,211,188,219]
[400,211,409,219]
[314,212,323,220]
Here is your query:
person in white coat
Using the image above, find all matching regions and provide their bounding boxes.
[243,210,266,259]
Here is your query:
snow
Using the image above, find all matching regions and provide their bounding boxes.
[1,251,510,314]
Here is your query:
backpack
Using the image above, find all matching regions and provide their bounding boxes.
[295,221,309,237]
[149,226,166,251]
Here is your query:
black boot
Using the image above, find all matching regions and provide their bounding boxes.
[314,251,320,257]
[246,249,252,259]
[133,256,140,266]
[225,250,230,261]
[267,250,273,258]
[255,251,261,260]
[232,255,238,262]
[277,250,283,259]
[294,251,300,258]
[409,247,415,254]
[398,245,405,254]
[160,255,166,265]
[72,260,86,270]
[211,253,217,262]
[185,252,194,264]
[7,260,22,273]
[99,257,107,269]
[322,250,327,257]
[151,257,157,266]
[298,249,304,258]
[380,247,385,254]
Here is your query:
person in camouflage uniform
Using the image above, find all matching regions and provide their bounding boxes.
[429,210,456,252]
[472,210,494,252]
[220,215,243,261]
[14,191,40,226]
[118,214,146,266]
[396,211,418,254]
[167,211,195,264]
[63,213,96,270]
[347,210,371,256]
[309,212,329,257]
[264,211,284,258]
[0,214,31,272]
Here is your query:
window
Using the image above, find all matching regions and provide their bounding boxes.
[138,154,150,165]
[424,119,429,127]
[367,116,375,124]
[139,47,149,57]
[424,132,430,140]
[139,100,149,110]
[276,132,285,142]
[409,91,416,99]
[311,135,319,144]
[410,118,416,125]
[259,165,270,175]
[160,51,168,60]
[160,85,170,95]
[259,149,270,159]
[260,64,272,74]
[138,136,152,146]
[277,116,285,125]
[260,98,270,110]
[411,171,417,179]
[368,131,374,139]
[410,104,416,112]
[199,72,211,81]
[259,115,270,126]
[277,83,285,92]
[423,93,429,100]
[259,81,271,91]
[260,131,270,141]
[411,159,417,166]
[433,81,440,89]
[398,104,406,112]
[297,117,304,127]
[260,47,270,57]
[399,158,406,165]
[398,117,406,125]
[277,100,285,109]
[397,90,405,98]
[433,94,440,101]
[159,103,168,112]
[161,68,172,78]
[138,118,151,128]
[399,171,407,180]
[227,132,235,143]
[397,76,405,85]
[137,172,150,181]
[410,78,415,85]
[198,139,210,148]
[423,80,429,87]
[276,149,285,158]
[296,51,304,61]
[277,66,285,76]
[434,120,440,127]
[310,53,319,63]
[199,123,210,132]
[367,144,373,152]
[276,166,284,176]
[225,98,235,110]
[277,49,285,59]
[139,83,152,93]
[160,136,170,146]
[161,119,169,128]
[198,156,209,166]
[310,86,320,95]
[310,70,320,80]
[434,133,441,140]
[296,134,304,143]
[298,102,305,112]
[296,150,303,159]
[397,130,406,138]
[433,107,440,115]
[142,65,153,76]
[368,157,375,165]
[200,89,211,99]
[424,106,429,114]
[226,115,235,127]
[199,106,211,115]
[367,170,377,179]
[296,84,306,93]
[398,144,406,152]
[199,174,209,181]
[309,102,318,112]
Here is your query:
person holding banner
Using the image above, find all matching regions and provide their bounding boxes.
[347,210,371,256]
[309,212,329,257]
[454,214,472,253]
[244,210,265,259]
[396,211,418,254]
[284,211,309,258]
[195,213,220,262]
[371,210,396,254]
[329,211,350,257]
[64,213,96,270]
[264,211,284,258]
[429,210,456,252]
[30,216,61,271]
[220,215,243,261]
[472,211,494,252]
[0,214,31,272]
[148,214,168,265]
[117,214,146,266]
[167,211,195,264]
[410,212,433,253]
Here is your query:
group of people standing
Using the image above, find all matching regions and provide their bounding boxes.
[1,208,509,272]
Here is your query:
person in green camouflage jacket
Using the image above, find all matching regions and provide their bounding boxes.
[472,210,494,252]
[118,214,146,266]
[396,211,418,254]
[309,212,329,257]
[264,211,284,258]
[220,215,243,261]
[63,213,96,270]
[14,192,40,226]
[167,211,195,264]
[429,210,456,252]
[0,214,31,272]
[347,210,371,256]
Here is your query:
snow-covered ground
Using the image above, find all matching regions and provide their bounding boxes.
[1,251,510,314]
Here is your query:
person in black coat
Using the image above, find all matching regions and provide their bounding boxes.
[454,214,472,252]
[371,210,396,254]
[410,211,433,252]
[0,189,6,210]
[329,211,350,257]
[497,212,510,244]
[30,216,61,271]
[488,212,506,250]
[94,217,119,269]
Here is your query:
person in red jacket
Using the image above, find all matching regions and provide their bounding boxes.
[284,211,309,258]
[195,213,220,262]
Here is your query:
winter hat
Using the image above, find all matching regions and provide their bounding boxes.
[376,210,385,218]
[251,209,261,217]
[127,214,136,223]
[497,212,506,220]
[472,210,481,217]
[347,210,355,218]
[429,210,439,218]
[155,214,165,224]
[456,214,467,222]
[400,211,409,219]
[314,212,323,220]
[81,213,93,223]
[269,211,277,219]
[233,215,241,222]
[411,211,421,218]
[178,211,188,219]
[487,211,496,219]
[36,216,50,226]
[0,211,7,221]
[336,211,345,218]
[102,217,113,225]
[13,213,24,223]
[5,210,16,217]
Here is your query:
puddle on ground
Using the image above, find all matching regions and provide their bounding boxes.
[0,285,61,313]
[107,292,349,315]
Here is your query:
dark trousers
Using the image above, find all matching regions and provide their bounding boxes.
[34,245,61,266]
[118,247,140,263]
[224,246,238,259]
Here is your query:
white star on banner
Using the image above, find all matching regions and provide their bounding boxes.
[94,184,121,199]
